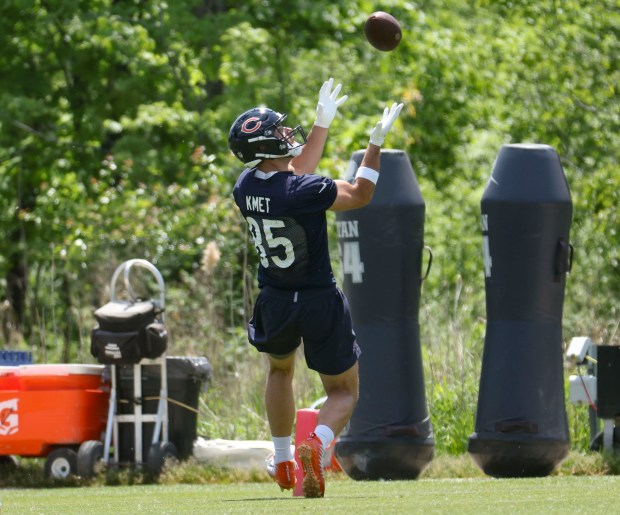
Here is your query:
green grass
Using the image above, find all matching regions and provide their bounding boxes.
[2,475,619,514]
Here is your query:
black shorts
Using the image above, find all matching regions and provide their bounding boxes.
[248,286,361,375]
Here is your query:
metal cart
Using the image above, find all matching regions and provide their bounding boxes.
[78,259,178,477]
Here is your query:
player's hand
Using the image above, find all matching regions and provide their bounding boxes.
[369,102,404,146]
[314,78,348,128]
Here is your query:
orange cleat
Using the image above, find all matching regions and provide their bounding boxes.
[266,456,297,491]
[297,433,325,498]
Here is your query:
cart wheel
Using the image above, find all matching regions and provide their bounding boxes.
[44,448,78,479]
[0,455,18,472]
[77,440,105,478]
[146,441,179,476]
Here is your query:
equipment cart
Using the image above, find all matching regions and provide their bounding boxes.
[78,259,177,477]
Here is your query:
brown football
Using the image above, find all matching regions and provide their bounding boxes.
[364,11,402,52]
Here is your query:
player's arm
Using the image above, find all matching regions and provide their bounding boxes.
[329,102,404,212]
[290,78,348,175]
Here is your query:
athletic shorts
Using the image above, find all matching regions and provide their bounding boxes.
[247,286,361,375]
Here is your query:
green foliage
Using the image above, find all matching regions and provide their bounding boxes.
[0,0,619,455]
[428,381,476,454]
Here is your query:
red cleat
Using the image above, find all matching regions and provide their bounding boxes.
[266,456,297,491]
[297,433,325,498]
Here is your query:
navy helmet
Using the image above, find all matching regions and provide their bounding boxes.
[228,107,307,167]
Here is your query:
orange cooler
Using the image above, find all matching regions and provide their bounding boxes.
[0,364,109,457]
[0,367,20,390]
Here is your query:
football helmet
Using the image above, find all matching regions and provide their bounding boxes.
[228,107,307,167]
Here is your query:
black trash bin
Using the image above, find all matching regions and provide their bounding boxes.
[117,356,212,462]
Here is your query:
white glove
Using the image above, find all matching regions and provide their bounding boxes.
[369,102,404,146]
[314,77,348,128]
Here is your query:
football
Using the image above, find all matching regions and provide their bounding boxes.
[364,11,402,52]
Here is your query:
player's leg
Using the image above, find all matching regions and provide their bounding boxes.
[302,288,360,436]
[297,288,360,497]
[297,362,359,497]
[265,351,296,437]
[265,352,298,490]
[248,290,300,491]
[317,361,359,436]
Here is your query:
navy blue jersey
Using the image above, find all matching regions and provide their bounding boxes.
[233,168,338,289]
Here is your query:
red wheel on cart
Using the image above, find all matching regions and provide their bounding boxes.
[44,448,78,479]
[77,440,105,478]
[146,441,178,476]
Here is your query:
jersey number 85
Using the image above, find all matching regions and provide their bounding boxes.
[247,217,295,269]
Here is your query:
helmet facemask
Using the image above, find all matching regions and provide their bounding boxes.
[251,121,307,164]
[274,124,306,158]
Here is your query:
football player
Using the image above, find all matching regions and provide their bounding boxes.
[229,79,403,497]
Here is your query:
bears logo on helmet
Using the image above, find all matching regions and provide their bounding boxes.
[241,117,262,134]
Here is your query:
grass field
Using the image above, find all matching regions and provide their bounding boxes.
[2,475,619,514]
